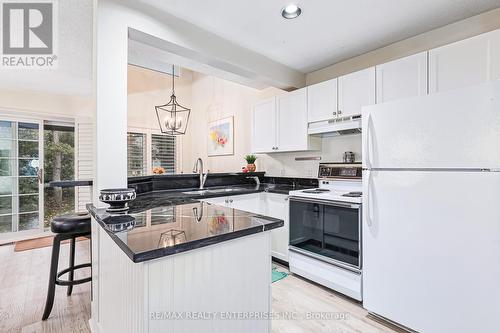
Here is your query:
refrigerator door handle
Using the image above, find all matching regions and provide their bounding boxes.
[365,170,374,227]
[364,112,373,169]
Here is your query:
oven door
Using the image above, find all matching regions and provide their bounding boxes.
[289,197,361,271]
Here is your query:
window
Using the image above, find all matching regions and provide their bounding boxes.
[127,132,147,176]
[152,134,176,174]
[127,131,176,176]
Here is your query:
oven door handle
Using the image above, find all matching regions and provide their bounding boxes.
[289,197,360,209]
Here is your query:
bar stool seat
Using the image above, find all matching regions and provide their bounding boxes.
[42,212,92,321]
[51,212,91,234]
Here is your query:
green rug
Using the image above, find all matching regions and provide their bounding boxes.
[272,266,288,283]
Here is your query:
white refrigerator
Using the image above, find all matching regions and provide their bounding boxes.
[362,81,500,333]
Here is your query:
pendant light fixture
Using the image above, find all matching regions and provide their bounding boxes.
[155,65,191,135]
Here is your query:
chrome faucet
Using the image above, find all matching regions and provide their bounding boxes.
[193,158,209,189]
[246,176,260,187]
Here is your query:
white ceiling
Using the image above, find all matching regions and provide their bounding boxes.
[139,0,500,73]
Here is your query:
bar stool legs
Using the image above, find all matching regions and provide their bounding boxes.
[42,233,91,321]
[67,236,75,296]
[42,234,62,320]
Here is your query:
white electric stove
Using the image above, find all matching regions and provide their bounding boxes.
[288,163,363,301]
[289,180,362,204]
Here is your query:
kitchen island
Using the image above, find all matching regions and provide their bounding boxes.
[87,200,283,333]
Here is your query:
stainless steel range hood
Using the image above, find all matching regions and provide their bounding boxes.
[308,118,362,137]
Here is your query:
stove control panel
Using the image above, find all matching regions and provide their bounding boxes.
[318,163,362,179]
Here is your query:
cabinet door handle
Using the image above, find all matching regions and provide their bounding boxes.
[229,199,233,203]
[332,112,337,115]
[338,110,342,115]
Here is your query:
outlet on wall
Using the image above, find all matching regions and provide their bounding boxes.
[307,169,313,177]
[280,169,286,176]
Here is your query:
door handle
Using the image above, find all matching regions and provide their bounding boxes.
[37,168,43,184]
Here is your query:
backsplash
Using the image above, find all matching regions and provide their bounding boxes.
[258,134,361,178]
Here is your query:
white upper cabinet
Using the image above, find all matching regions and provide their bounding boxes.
[252,88,320,153]
[338,67,376,117]
[307,78,338,122]
[376,52,428,103]
[251,98,276,153]
[429,29,500,94]
[276,88,309,152]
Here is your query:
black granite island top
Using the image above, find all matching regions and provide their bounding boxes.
[87,201,283,263]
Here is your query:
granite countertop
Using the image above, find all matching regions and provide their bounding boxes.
[88,201,283,263]
[127,183,314,211]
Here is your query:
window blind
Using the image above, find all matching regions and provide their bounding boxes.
[127,132,147,176]
[151,134,176,174]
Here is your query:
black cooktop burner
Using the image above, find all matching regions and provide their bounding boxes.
[302,188,331,194]
[342,191,362,197]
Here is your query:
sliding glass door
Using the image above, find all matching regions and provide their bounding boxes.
[0,120,43,237]
[43,123,75,228]
[0,118,77,241]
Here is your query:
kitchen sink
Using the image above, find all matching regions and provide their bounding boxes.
[181,187,247,195]
[181,190,210,195]
[207,188,245,193]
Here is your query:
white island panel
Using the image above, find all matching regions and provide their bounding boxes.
[148,232,271,333]
[91,220,272,333]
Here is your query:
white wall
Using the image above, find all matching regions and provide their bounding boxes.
[127,65,192,173]
[0,89,93,119]
[127,65,193,130]
[307,7,500,85]
[179,72,361,177]
[181,72,261,173]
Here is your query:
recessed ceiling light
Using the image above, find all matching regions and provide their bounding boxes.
[281,4,302,19]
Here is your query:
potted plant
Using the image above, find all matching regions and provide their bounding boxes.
[244,155,257,172]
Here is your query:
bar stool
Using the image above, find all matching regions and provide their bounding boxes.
[42,212,92,320]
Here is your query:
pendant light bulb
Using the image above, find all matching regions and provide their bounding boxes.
[164,116,183,130]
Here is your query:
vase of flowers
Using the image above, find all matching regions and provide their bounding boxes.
[244,155,257,172]
[152,167,165,174]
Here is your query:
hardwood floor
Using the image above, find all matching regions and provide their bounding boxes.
[271,264,403,333]
[0,240,91,333]
[0,241,401,333]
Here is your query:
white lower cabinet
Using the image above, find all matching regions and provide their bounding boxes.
[202,192,290,262]
[264,193,289,262]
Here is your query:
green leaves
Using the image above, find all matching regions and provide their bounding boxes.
[244,154,257,164]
